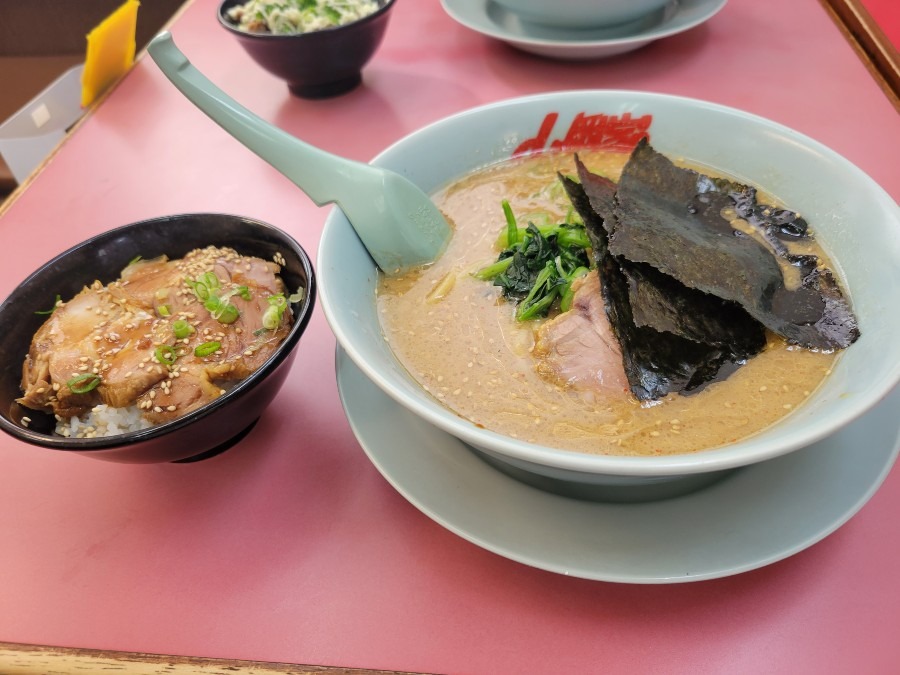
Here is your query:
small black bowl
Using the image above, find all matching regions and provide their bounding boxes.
[218,0,396,99]
[0,213,316,463]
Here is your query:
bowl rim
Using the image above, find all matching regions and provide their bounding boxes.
[318,89,900,477]
[217,0,397,39]
[0,212,317,451]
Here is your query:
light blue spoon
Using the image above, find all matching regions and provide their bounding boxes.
[147,31,450,274]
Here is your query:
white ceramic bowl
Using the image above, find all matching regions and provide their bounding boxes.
[318,91,900,501]
[492,0,671,29]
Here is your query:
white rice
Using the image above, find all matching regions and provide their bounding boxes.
[56,404,154,438]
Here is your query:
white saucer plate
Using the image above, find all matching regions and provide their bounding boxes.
[336,348,900,583]
[440,0,727,59]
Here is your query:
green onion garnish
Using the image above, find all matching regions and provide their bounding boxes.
[202,294,240,324]
[157,304,171,317]
[236,285,252,301]
[67,373,101,394]
[185,278,210,300]
[154,344,177,365]
[214,303,240,324]
[127,255,143,266]
[35,294,62,316]
[199,271,220,290]
[172,319,194,340]
[194,341,221,357]
[262,293,288,330]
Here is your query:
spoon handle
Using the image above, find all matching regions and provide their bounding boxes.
[148,31,355,207]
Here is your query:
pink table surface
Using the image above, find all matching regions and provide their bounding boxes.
[1,0,899,673]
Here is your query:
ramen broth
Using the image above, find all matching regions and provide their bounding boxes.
[377,151,839,456]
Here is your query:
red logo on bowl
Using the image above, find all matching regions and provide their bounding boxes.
[513,112,652,156]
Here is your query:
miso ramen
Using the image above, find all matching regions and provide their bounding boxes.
[377,151,844,457]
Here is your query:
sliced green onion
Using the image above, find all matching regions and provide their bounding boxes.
[67,373,101,394]
[289,289,305,303]
[236,285,252,301]
[199,271,220,290]
[185,278,210,300]
[262,306,280,330]
[202,294,239,324]
[35,294,62,316]
[194,341,221,357]
[156,304,171,317]
[154,344,177,365]
[262,293,288,330]
[127,255,143,266]
[172,319,194,340]
[214,303,240,324]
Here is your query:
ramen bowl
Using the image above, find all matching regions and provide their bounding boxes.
[318,91,900,502]
[0,213,316,464]
[218,0,396,98]
[492,0,671,29]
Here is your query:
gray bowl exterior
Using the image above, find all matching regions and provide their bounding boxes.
[492,0,671,29]
[218,0,395,98]
[319,90,900,501]
[0,213,316,463]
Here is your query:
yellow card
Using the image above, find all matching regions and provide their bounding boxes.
[81,0,141,107]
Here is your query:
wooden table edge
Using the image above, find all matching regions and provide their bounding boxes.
[0,642,429,675]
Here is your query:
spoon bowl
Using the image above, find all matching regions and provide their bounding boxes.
[147,31,450,274]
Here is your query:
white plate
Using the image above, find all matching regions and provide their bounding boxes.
[440,0,727,59]
[336,347,900,583]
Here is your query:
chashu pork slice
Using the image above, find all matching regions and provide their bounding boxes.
[19,245,293,426]
[533,273,629,395]
[20,281,170,417]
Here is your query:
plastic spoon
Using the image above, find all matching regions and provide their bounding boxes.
[147,31,450,274]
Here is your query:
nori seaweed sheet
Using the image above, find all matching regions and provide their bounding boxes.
[560,171,765,401]
[572,158,766,353]
[608,139,859,350]
[559,142,859,401]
